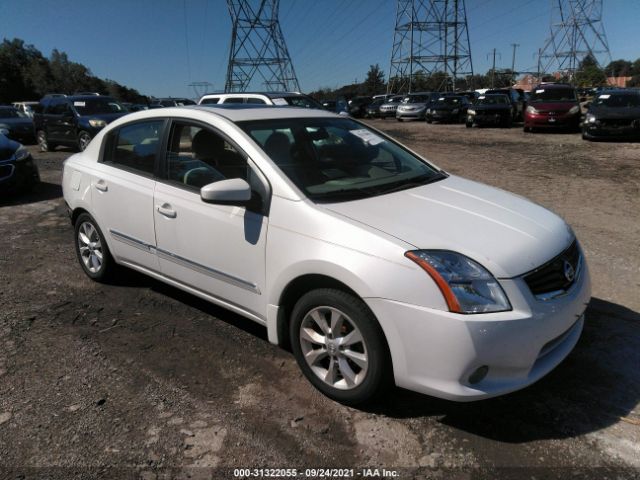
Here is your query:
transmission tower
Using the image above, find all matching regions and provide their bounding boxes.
[538,0,612,78]
[225,0,300,92]
[387,0,473,93]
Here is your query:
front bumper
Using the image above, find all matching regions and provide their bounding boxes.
[469,112,509,126]
[428,110,459,122]
[525,112,580,129]
[583,121,640,139]
[397,109,426,120]
[0,156,40,192]
[379,108,398,118]
[365,258,591,401]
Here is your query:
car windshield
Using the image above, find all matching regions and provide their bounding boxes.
[434,97,462,106]
[592,93,640,108]
[369,99,384,107]
[528,88,577,103]
[476,95,509,105]
[402,95,429,104]
[239,117,445,203]
[0,107,26,118]
[72,98,126,115]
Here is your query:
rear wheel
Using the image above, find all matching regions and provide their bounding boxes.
[290,289,391,405]
[465,121,472,128]
[74,213,115,281]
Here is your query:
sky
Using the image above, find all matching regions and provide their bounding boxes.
[1,0,639,99]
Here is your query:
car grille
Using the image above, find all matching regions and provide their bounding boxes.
[524,240,581,299]
[600,119,634,128]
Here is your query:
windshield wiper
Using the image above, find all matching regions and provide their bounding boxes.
[374,173,446,196]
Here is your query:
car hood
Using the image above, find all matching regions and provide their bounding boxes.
[323,175,572,278]
[0,134,20,161]
[529,101,577,112]
[0,117,33,128]
[589,106,640,119]
[473,104,511,111]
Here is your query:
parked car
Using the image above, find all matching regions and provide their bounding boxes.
[198,92,323,109]
[12,101,40,118]
[365,98,385,118]
[524,84,580,132]
[378,95,405,119]
[0,133,39,193]
[582,89,640,141]
[0,106,35,144]
[34,95,128,152]
[347,96,373,118]
[425,95,470,124]
[466,94,514,128]
[485,88,524,121]
[321,100,337,112]
[62,105,590,405]
[396,93,433,121]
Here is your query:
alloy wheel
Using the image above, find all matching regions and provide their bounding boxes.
[77,221,103,273]
[299,306,368,390]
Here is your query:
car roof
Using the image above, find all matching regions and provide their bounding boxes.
[532,83,575,90]
[184,104,336,122]
[201,92,303,98]
[596,89,638,95]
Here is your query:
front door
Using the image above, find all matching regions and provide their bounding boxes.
[153,120,269,319]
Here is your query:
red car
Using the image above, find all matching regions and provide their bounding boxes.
[524,84,581,132]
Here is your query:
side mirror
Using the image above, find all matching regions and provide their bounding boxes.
[200,178,251,204]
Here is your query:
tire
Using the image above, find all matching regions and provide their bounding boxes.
[77,131,92,152]
[523,125,530,133]
[74,213,115,282]
[290,288,392,405]
[396,117,402,122]
[465,122,472,128]
[426,118,432,124]
[36,130,52,152]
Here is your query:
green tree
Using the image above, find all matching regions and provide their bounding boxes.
[604,59,632,77]
[363,64,385,95]
[574,54,607,86]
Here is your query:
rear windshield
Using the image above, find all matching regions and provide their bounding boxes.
[529,88,577,103]
[72,98,126,115]
[592,93,640,108]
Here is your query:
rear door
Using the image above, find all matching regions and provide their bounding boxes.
[90,119,167,271]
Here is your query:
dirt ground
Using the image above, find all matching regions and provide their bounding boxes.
[0,120,639,480]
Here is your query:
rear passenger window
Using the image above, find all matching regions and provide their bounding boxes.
[246,97,266,104]
[103,121,163,176]
[223,97,244,104]
[200,98,219,105]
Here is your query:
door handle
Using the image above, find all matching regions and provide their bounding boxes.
[157,204,177,218]
[94,180,108,192]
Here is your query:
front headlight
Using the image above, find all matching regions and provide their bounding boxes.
[89,119,107,128]
[467,109,476,115]
[568,105,580,115]
[526,105,538,114]
[405,250,511,314]
[586,113,597,123]
[14,145,30,161]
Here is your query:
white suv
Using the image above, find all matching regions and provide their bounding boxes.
[62,105,590,405]
[197,92,323,109]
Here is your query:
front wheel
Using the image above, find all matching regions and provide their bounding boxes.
[74,213,115,281]
[77,131,92,151]
[36,130,52,152]
[290,289,391,405]
[465,121,472,128]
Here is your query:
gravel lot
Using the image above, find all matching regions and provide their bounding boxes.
[0,120,639,479]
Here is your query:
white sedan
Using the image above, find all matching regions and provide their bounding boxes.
[62,105,590,405]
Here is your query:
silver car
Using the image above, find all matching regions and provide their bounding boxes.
[396,92,435,121]
[378,95,405,119]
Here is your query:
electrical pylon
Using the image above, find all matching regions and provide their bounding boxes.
[225,0,300,92]
[538,0,612,77]
[387,0,473,93]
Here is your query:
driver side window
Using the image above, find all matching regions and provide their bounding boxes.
[165,122,248,191]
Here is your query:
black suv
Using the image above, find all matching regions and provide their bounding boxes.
[34,95,127,152]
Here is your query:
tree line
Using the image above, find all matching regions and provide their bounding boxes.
[0,38,148,104]
[311,56,640,100]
